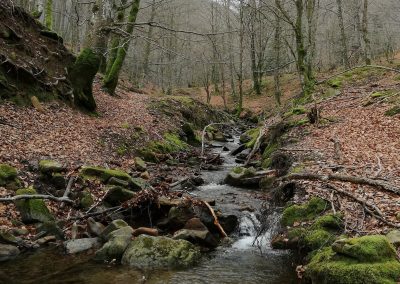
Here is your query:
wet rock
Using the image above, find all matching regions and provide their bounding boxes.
[36,235,56,245]
[0,244,20,262]
[104,186,135,206]
[173,229,218,248]
[184,218,209,231]
[190,175,204,186]
[121,235,201,269]
[15,187,54,223]
[87,217,105,237]
[158,206,195,231]
[222,146,229,152]
[95,226,134,261]
[386,230,400,247]
[230,144,246,156]
[64,238,100,254]
[236,149,251,160]
[213,131,227,142]
[218,214,239,235]
[38,160,65,174]
[100,219,129,241]
[134,157,147,172]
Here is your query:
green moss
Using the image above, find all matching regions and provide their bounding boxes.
[39,160,64,174]
[332,235,397,262]
[121,122,130,129]
[0,164,17,186]
[15,187,54,223]
[290,118,309,127]
[290,164,305,174]
[385,106,400,116]
[138,149,158,163]
[327,78,343,89]
[292,106,307,115]
[68,48,100,111]
[313,214,343,231]
[281,197,328,226]
[145,133,188,154]
[244,128,261,148]
[306,246,400,284]
[116,144,128,156]
[80,166,133,184]
[79,190,94,209]
[303,229,335,251]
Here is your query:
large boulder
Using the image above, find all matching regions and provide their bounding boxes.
[307,235,400,284]
[121,235,201,269]
[15,187,54,223]
[95,226,134,261]
[158,206,195,231]
[173,229,218,248]
[281,197,328,227]
[0,244,20,262]
[386,230,400,248]
[0,164,20,190]
[64,238,100,254]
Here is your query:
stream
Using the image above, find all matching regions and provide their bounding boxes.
[0,137,297,284]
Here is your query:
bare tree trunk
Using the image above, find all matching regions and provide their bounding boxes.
[273,14,282,106]
[361,0,372,65]
[336,0,350,68]
[142,0,157,81]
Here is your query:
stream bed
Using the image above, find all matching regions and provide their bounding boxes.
[0,137,297,284]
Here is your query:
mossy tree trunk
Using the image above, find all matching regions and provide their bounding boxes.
[103,0,141,95]
[68,48,100,111]
[44,0,53,29]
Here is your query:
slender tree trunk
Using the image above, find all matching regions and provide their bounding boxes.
[361,0,372,65]
[142,0,157,81]
[237,0,244,115]
[273,14,282,106]
[336,0,350,68]
[103,0,141,95]
[44,0,52,29]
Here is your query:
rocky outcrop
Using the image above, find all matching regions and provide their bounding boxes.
[121,235,201,269]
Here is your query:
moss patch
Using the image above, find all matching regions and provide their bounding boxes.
[80,166,133,184]
[306,245,400,284]
[15,187,54,223]
[281,197,328,226]
[385,105,400,116]
[145,133,188,154]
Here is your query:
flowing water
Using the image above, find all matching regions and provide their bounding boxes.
[0,137,297,284]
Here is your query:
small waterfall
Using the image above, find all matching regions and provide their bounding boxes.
[232,210,282,252]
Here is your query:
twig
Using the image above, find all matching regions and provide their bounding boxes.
[374,155,383,178]
[245,127,265,166]
[69,206,123,221]
[169,177,189,188]
[61,177,75,208]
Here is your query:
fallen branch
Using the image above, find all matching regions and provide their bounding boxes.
[203,201,227,238]
[0,194,73,204]
[132,227,159,237]
[285,173,400,195]
[326,184,400,229]
[169,177,189,188]
[68,206,123,221]
[60,177,76,208]
[245,127,265,166]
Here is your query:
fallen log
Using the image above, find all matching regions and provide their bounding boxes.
[132,227,159,237]
[284,173,400,195]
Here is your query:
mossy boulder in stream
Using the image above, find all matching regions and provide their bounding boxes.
[281,197,328,226]
[306,235,400,284]
[0,164,21,190]
[15,187,54,223]
[121,235,201,269]
[95,226,134,261]
[68,48,100,111]
[224,167,258,188]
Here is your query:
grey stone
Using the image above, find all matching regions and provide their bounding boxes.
[64,238,100,254]
[0,244,20,262]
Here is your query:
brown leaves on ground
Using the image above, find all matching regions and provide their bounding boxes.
[289,73,400,234]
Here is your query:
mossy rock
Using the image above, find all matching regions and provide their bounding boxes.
[68,48,100,111]
[386,230,400,248]
[182,123,199,145]
[0,164,20,190]
[121,235,201,269]
[313,214,343,231]
[281,197,328,226]
[50,173,66,189]
[104,186,135,206]
[303,229,335,251]
[138,149,158,163]
[39,160,65,174]
[244,128,261,148]
[134,157,147,172]
[95,226,134,261]
[225,167,257,187]
[80,166,135,185]
[79,190,94,210]
[15,187,54,223]
[100,219,129,241]
[332,235,397,262]
[306,245,400,284]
